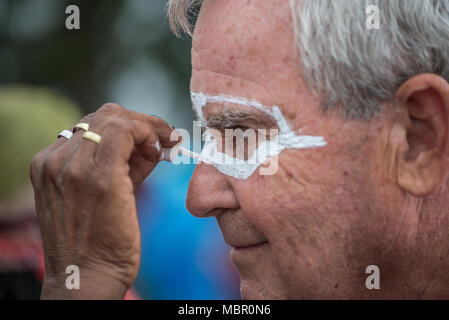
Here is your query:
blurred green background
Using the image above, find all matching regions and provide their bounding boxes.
[0,0,193,125]
[0,0,240,300]
[0,0,194,201]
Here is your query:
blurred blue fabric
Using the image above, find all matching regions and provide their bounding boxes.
[134,160,240,300]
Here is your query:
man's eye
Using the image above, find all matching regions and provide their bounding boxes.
[220,126,251,133]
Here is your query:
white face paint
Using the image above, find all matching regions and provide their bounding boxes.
[191,92,327,180]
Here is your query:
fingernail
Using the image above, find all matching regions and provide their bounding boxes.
[154,141,160,152]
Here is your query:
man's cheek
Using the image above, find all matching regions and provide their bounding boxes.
[271,153,328,200]
[232,162,310,236]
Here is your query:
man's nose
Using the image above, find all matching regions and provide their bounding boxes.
[186,163,238,218]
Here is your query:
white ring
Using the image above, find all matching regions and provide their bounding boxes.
[58,129,73,140]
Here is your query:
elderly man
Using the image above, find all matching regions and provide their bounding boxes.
[31,0,449,299]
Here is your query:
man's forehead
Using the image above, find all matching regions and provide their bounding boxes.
[190,65,279,112]
[190,70,298,127]
[191,0,293,83]
[190,0,308,128]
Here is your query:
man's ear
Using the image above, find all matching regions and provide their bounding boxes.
[394,74,449,197]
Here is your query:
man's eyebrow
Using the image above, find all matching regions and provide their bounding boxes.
[202,107,277,129]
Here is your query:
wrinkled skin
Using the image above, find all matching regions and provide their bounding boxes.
[187,0,449,299]
[31,105,179,299]
[32,0,449,299]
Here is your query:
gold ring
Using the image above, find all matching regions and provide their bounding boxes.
[74,123,89,132]
[82,131,102,144]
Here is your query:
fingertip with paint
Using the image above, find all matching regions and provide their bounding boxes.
[154,141,161,152]
[160,148,172,162]
[160,146,200,162]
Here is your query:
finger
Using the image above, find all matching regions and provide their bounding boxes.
[97,105,180,147]
[54,113,97,171]
[31,113,94,184]
[73,117,159,170]
[128,149,157,188]
[99,118,162,165]
[65,104,174,172]
[96,119,163,187]
[138,115,179,147]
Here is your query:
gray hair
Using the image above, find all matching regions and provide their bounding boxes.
[167,0,449,119]
[167,0,202,37]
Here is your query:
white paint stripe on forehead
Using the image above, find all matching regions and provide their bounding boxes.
[191,91,314,137]
[191,91,273,122]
